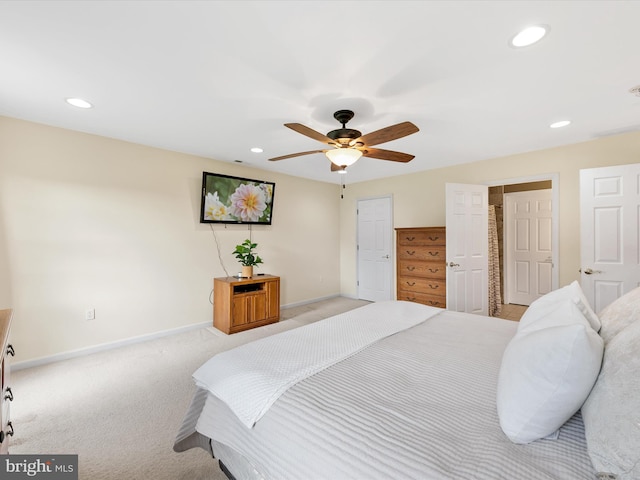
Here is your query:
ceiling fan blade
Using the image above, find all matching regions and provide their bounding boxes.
[268,150,326,161]
[357,121,419,147]
[285,123,335,145]
[362,148,415,163]
[330,162,346,172]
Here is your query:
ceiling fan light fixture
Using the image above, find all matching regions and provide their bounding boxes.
[325,148,362,167]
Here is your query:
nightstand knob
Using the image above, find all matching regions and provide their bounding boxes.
[6,422,13,437]
[4,387,13,402]
[6,344,15,356]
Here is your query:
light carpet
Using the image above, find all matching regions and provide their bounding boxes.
[10,296,370,480]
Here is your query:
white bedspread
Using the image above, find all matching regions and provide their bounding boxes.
[193,300,440,427]
[176,305,596,480]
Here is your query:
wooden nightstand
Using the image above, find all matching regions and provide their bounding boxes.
[213,275,280,334]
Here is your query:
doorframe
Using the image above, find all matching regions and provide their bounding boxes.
[356,194,394,301]
[486,173,559,301]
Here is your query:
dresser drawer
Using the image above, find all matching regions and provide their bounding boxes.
[397,228,446,246]
[398,277,445,295]
[397,291,446,308]
[398,260,445,278]
[397,245,445,261]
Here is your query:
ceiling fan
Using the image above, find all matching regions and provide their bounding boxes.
[269,110,419,171]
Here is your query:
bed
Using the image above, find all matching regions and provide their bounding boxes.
[174,284,640,480]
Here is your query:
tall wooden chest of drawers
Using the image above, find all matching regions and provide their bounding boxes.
[396,227,446,308]
[0,309,14,453]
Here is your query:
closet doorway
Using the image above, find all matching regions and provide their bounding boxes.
[488,175,558,309]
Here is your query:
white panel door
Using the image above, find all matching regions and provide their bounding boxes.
[446,183,488,315]
[505,189,553,305]
[580,164,640,313]
[357,196,393,302]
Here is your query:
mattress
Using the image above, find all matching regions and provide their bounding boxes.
[175,306,596,480]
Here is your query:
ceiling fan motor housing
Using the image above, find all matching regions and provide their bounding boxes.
[328,110,361,145]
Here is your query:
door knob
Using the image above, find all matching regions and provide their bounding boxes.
[448,262,460,267]
[581,268,603,275]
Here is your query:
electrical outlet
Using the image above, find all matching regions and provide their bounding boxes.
[85,308,95,321]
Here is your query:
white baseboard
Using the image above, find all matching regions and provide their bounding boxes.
[13,321,211,371]
[14,294,356,371]
[281,293,342,309]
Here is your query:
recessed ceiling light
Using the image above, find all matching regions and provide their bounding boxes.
[510,25,549,48]
[250,147,263,153]
[65,97,93,109]
[550,120,571,129]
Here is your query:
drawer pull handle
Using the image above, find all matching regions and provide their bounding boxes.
[6,422,13,437]
[428,284,439,290]
[6,344,14,357]
[428,236,439,241]
[428,300,441,306]
[428,268,439,273]
[4,387,13,402]
[406,250,415,256]
[428,251,439,257]
[406,281,415,287]
[406,266,416,271]
[405,236,415,241]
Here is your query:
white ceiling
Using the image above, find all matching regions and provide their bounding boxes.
[1,1,639,184]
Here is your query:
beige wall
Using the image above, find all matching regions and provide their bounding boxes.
[3,114,638,363]
[339,131,640,297]
[0,116,341,363]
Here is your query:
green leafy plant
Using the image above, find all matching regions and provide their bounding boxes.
[232,239,264,267]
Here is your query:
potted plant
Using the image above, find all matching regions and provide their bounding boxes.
[233,239,263,278]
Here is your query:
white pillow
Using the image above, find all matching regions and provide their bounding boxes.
[597,285,640,345]
[518,281,600,333]
[518,293,592,335]
[497,302,604,444]
[582,319,640,479]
